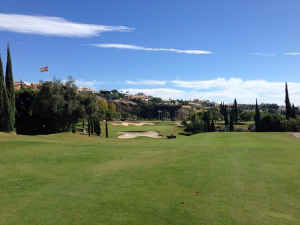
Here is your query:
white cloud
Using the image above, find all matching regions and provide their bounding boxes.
[0,14,133,37]
[91,43,212,54]
[171,78,300,104]
[120,88,186,99]
[69,78,300,105]
[252,53,276,56]
[125,79,167,86]
[285,53,300,56]
[75,79,109,89]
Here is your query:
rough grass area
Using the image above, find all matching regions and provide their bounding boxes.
[1,122,300,224]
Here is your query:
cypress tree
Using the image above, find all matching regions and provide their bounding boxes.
[88,119,91,137]
[229,112,234,131]
[2,86,11,132]
[211,120,215,132]
[291,104,296,119]
[105,120,108,138]
[206,120,211,132]
[255,99,260,131]
[91,118,94,134]
[234,98,238,124]
[224,104,228,126]
[5,44,15,131]
[285,82,292,119]
[0,55,4,131]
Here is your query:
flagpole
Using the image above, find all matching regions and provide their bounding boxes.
[48,66,50,82]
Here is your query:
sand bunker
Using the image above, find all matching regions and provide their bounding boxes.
[118,131,163,139]
[112,122,155,126]
[289,132,300,138]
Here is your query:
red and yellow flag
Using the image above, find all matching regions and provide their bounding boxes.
[40,66,48,72]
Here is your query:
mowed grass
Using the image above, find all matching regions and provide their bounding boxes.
[1,122,300,224]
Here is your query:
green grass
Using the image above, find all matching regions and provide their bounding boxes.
[1,122,300,224]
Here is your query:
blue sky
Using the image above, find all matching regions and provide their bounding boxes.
[0,0,300,104]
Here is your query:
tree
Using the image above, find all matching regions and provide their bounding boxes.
[229,112,234,131]
[291,104,296,119]
[108,102,116,112]
[210,120,216,132]
[2,86,11,132]
[239,111,254,122]
[255,99,260,131]
[105,120,108,138]
[234,98,238,124]
[5,44,15,131]
[15,88,39,134]
[285,82,292,119]
[224,105,228,126]
[0,55,4,131]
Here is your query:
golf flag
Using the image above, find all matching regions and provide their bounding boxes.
[40,66,48,72]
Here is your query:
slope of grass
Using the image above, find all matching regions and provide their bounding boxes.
[1,123,300,224]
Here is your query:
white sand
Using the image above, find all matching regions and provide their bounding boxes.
[112,122,155,126]
[288,132,300,138]
[118,131,163,139]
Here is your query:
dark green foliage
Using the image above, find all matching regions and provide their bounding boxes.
[281,118,299,132]
[229,112,234,132]
[5,44,15,131]
[285,82,292,119]
[291,104,296,119]
[72,124,76,133]
[239,111,254,122]
[184,120,204,134]
[210,120,216,132]
[2,86,11,132]
[88,120,91,137]
[206,120,211,132]
[91,119,94,134]
[105,120,108,138]
[15,77,86,135]
[259,114,282,132]
[94,118,101,136]
[15,88,39,134]
[234,98,238,124]
[224,105,228,126]
[255,99,260,131]
[0,55,4,131]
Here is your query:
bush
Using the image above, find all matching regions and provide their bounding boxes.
[234,128,244,132]
[281,119,300,132]
[248,123,255,132]
[259,114,282,132]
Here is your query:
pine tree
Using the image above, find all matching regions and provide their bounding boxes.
[229,112,234,131]
[210,120,215,132]
[5,44,15,131]
[285,82,292,119]
[255,99,260,131]
[234,98,238,124]
[291,104,296,119]
[0,55,4,131]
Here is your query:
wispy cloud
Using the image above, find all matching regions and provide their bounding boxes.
[285,53,300,56]
[75,79,110,89]
[91,43,213,54]
[125,79,167,86]
[0,14,133,37]
[252,53,276,56]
